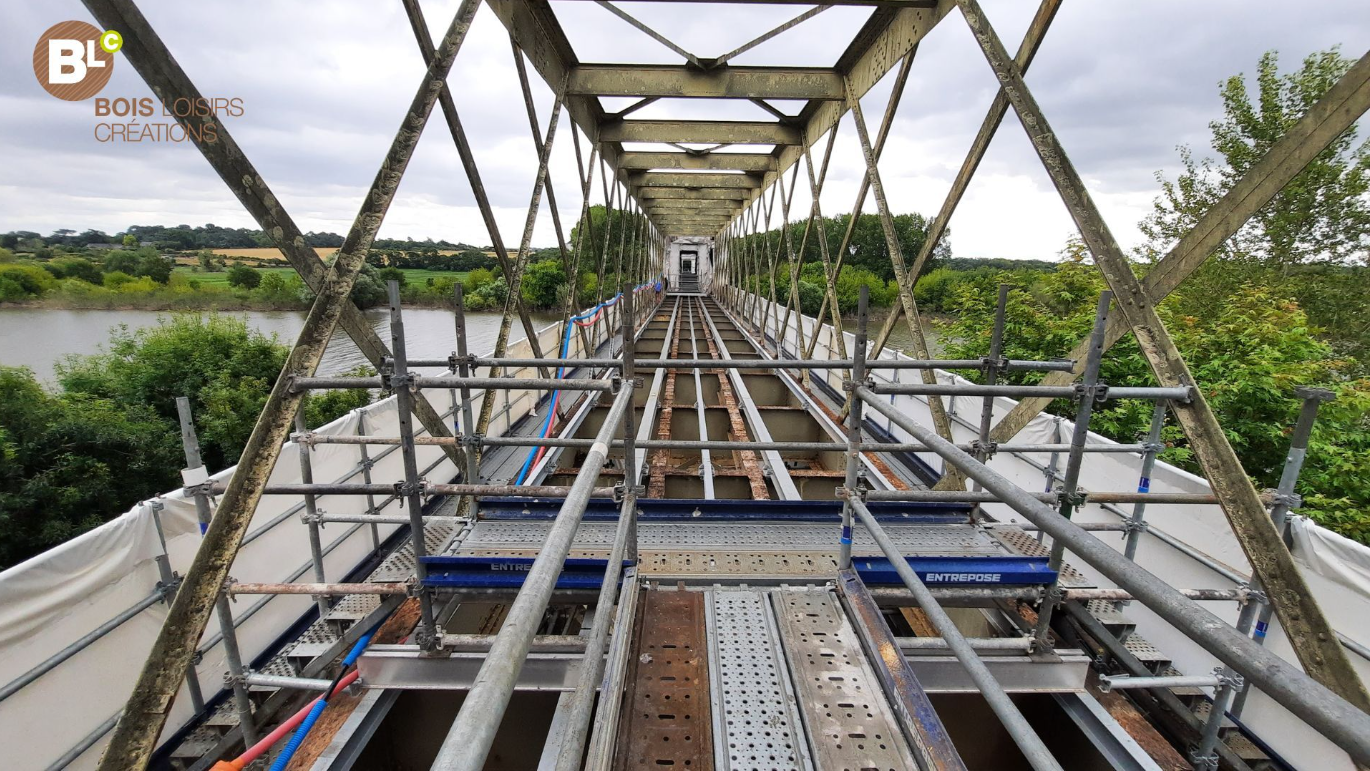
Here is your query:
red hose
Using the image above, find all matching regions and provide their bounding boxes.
[212,669,361,770]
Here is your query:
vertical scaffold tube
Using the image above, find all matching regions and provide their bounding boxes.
[431,384,636,769]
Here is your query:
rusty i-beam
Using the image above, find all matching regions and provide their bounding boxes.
[953,0,1370,714]
[87,0,484,765]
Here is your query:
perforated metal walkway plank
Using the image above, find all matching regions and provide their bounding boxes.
[613,589,715,770]
[771,588,921,771]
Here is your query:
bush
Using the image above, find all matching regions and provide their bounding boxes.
[102,270,135,289]
[227,264,262,289]
[0,263,57,297]
[376,266,406,288]
[464,267,495,293]
[49,257,103,284]
[942,267,1370,545]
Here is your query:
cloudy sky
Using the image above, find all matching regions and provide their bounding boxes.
[2,0,1364,260]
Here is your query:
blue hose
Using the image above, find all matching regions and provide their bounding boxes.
[512,278,661,486]
[267,626,379,771]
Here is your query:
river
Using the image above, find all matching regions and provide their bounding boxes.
[0,306,942,385]
[0,307,560,384]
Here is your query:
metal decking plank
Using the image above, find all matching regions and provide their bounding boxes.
[706,590,811,771]
[613,590,715,770]
[772,588,920,770]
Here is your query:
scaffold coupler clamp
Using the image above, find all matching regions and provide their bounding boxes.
[293,430,317,447]
[389,371,417,393]
[1120,517,1147,538]
[970,438,998,459]
[1214,666,1244,690]
[1064,487,1087,509]
[155,573,183,604]
[1236,582,1266,607]
[222,577,240,603]
[459,432,483,449]
[610,375,624,393]
[1268,490,1301,509]
[394,479,426,505]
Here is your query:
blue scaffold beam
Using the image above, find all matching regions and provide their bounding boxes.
[853,556,1055,586]
[419,556,631,589]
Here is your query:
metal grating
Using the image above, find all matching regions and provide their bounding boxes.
[458,522,1005,555]
[989,525,1092,587]
[371,522,456,582]
[613,590,715,770]
[707,591,808,771]
[772,589,918,770]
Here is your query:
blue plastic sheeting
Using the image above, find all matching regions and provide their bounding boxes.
[420,556,631,589]
[475,497,973,523]
[852,556,1055,586]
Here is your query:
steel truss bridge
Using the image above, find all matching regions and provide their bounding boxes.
[61,0,1370,769]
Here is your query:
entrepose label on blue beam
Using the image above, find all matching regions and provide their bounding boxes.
[418,555,631,589]
[852,556,1055,586]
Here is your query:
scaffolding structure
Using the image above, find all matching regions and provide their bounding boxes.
[26,0,1364,769]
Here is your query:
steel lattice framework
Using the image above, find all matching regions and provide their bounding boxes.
[72,0,1370,768]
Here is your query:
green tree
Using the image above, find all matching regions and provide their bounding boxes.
[135,250,173,284]
[121,234,138,248]
[0,366,183,567]
[227,264,262,289]
[1139,48,1370,366]
[520,259,566,308]
[941,262,1370,545]
[376,266,406,288]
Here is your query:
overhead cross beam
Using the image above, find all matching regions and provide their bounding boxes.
[619,151,778,171]
[568,64,845,100]
[628,172,763,188]
[601,119,802,145]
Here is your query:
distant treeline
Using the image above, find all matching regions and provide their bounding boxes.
[0,225,485,254]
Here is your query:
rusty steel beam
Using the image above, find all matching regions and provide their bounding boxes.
[569,63,844,100]
[628,172,763,189]
[87,0,481,767]
[847,79,967,490]
[955,0,1370,716]
[600,119,802,145]
[620,151,778,172]
[639,186,750,200]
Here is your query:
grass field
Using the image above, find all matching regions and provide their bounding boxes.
[173,266,469,287]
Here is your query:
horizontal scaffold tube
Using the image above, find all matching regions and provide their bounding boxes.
[432,385,636,768]
[631,357,1077,371]
[869,382,1193,401]
[854,385,1370,763]
[289,376,614,392]
[208,481,616,498]
[406,356,1078,372]
[1097,673,1223,692]
[863,489,1227,505]
[225,582,409,596]
[299,433,1150,455]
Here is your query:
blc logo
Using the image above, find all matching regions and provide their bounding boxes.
[32,21,122,101]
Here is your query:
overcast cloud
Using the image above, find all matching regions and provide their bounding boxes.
[1,0,1364,259]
